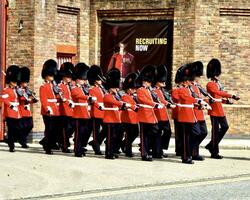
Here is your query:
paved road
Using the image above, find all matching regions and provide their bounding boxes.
[87,179,250,200]
[0,143,249,200]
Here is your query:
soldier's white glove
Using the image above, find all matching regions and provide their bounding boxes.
[68,100,75,108]
[98,105,104,111]
[24,105,31,111]
[125,103,132,108]
[47,106,53,115]
[91,96,97,101]
[10,103,18,112]
[155,103,164,109]
[169,104,176,109]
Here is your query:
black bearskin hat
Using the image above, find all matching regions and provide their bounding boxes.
[192,61,204,77]
[105,68,121,89]
[206,58,221,79]
[41,59,58,79]
[87,65,104,85]
[74,63,89,80]
[155,64,168,83]
[60,62,74,78]
[175,64,192,84]
[20,66,30,83]
[123,73,138,90]
[6,65,21,84]
[138,65,156,83]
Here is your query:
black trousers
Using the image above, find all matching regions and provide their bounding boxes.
[140,122,160,157]
[192,121,207,157]
[113,124,125,154]
[123,123,139,154]
[174,120,182,155]
[19,117,33,145]
[89,118,103,152]
[42,115,58,151]
[158,120,172,150]
[206,116,229,155]
[6,118,22,149]
[58,116,74,150]
[74,118,89,156]
[179,122,195,161]
[103,123,120,157]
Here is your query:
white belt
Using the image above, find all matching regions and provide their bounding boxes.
[10,102,19,106]
[177,104,194,108]
[102,107,119,111]
[47,99,57,103]
[137,104,154,109]
[1,94,9,99]
[213,98,222,102]
[74,103,89,106]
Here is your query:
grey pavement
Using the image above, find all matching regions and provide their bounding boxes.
[0,141,250,200]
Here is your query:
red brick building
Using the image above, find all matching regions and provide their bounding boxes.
[1,0,250,139]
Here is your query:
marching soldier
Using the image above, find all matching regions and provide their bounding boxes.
[17,66,38,148]
[205,59,240,159]
[153,65,175,157]
[189,61,209,160]
[103,68,131,159]
[121,72,139,157]
[39,59,60,154]
[137,65,162,161]
[71,63,95,157]
[1,65,22,152]
[171,66,184,156]
[174,64,208,164]
[58,62,75,153]
[87,65,105,155]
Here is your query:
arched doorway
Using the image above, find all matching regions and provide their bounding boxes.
[0,0,8,140]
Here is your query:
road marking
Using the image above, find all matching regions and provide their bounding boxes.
[38,174,250,200]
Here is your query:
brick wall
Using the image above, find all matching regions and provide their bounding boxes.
[5,0,250,137]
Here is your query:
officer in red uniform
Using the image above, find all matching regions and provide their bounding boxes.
[121,72,139,157]
[137,65,162,161]
[153,65,175,157]
[189,61,209,161]
[103,68,131,159]
[87,65,106,155]
[175,64,208,164]
[39,59,60,154]
[205,59,240,159]
[1,65,22,152]
[71,63,95,157]
[171,67,184,156]
[58,62,75,153]
[17,67,38,148]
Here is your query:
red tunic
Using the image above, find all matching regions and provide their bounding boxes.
[171,87,180,121]
[177,87,197,123]
[154,88,169,121]
[1,87,21,119]
[71,86,90,119]
[103,94,123,123]
[58,82,73,117]
[191,83,205,121]
[40,82,59,116]
[121,94,138,124]
[89,86,104,119]
[137,87,158,124]
[206,81,232,117]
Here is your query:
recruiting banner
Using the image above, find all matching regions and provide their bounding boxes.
[100,20,173,86]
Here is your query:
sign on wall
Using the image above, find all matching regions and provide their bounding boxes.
[100,20,173,86]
